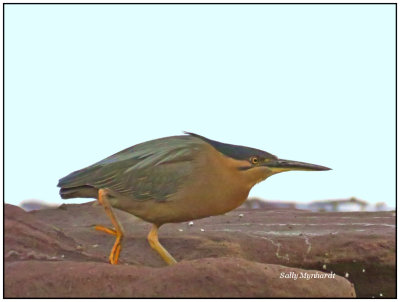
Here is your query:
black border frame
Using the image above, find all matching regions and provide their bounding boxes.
[3,2,397,299]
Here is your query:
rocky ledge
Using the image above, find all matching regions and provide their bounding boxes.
[5,202,395,298]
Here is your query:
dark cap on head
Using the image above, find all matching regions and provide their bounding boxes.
[185,132,277,161]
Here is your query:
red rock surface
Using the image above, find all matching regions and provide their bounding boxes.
[5,258,354,298]
[5,202,395,298]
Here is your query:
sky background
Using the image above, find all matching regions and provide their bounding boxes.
[5,4,395,209]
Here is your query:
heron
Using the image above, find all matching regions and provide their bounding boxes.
[58,132,330,265]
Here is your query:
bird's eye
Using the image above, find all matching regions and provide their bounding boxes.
[250,156,259,164]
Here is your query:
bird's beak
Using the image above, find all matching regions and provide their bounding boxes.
[262,158,331,173]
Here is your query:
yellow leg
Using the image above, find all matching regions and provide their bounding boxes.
[95,225,117,236]
[94,189,124,265]
[147,224,177,265]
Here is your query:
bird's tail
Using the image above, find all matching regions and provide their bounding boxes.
[59,186,98,199]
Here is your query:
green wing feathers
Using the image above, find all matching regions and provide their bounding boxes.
[58,135,199,201]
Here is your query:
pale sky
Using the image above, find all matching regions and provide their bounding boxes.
[5,4,395,208]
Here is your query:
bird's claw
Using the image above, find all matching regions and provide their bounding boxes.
[109,236,122,264]
[94,225,117,236]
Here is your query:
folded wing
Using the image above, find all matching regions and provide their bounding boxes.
[58,135,200,201]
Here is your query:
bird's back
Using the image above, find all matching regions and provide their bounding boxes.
[58,135,205,201]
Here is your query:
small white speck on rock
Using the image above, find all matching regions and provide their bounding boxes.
[178,229,183,232]
[379,293,383,297]
[200,228,205,232]
[362,268,366,273]
[239,214,244,218]
[322,264,327,270]
[345,272,349,278]
[188,221,194,226]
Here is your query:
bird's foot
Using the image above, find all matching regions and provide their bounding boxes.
[95,189,125,265]
[94,225,117,236]
[94,225,123,264]
[148,224,177,265]
[109,235,123,264]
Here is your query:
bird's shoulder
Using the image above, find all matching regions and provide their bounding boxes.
[96,135,205,170]
[57,134,208,199]
[98,135,206,201]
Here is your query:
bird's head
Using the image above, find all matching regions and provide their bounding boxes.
[186,132,331,188]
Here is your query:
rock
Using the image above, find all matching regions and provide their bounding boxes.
[4,204,94,262]
[5,203,395,297]
[5,258,354,298]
